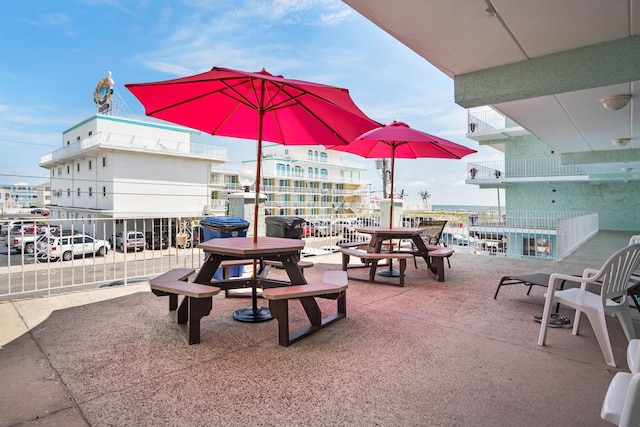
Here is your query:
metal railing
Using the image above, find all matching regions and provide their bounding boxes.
[468,158,586,180]
[0,209,600,299]
[468,210,598,260]
[467,107,521,133]
[41,131,229,164]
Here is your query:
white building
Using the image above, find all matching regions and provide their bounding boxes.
[40,114,228,224]
[239,144,371,217]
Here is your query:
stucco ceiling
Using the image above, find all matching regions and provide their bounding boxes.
[343,0,640,174]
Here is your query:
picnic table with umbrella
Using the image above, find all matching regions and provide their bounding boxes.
[126,67,379,322]
[328,120,476,277]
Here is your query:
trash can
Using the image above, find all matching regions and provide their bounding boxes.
[265,216,305,239]
[200,217,250,279]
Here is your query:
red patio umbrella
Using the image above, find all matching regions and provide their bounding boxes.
[327,120,477,228]
[126,67,379,242]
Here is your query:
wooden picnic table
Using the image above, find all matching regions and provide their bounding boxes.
[194,236,306,323]
[355,226,433,277]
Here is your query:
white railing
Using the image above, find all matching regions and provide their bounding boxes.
[468,158,586,180]
[0,209,600,299]
[555,213,599,259]
[41,132,228,164]
[467,107,521,133]
[468,210,598,260]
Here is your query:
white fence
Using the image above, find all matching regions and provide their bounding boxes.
[1,212,483,300]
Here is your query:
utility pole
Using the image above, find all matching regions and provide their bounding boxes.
[376,158,390,199]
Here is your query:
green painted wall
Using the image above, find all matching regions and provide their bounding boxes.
[495,136,640,232]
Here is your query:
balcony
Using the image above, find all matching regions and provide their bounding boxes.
[466,107,529,141]
[1,229,636,426]
[40,131,229,166]
[467,158,587,184]
[468,210,598,260]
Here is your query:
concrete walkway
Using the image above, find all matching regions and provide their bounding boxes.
[0,231,636,426]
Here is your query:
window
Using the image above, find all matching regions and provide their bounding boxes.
[102,156,107,167]
[67,188,71,197]
[77,136,81,142]
[88,187,93,197]
[66,140,70,145]
[77,188,81,197]
[308,150,313,160]
[57,167,62,175]
[88,160,92,170]
[67,165,70,174]
[276,163,286,176]
[77,163,80,172]
[102,186,107,197]
[88,131,92,136]
[320,152,328,163]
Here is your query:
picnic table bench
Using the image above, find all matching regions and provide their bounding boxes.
[338,247,413,287]
[218,258,314,297]
[149,268,220,344]
[262,271,348,346]
[424,244,454,282]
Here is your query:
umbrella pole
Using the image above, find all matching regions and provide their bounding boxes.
[379,150,399,278]
[389,149,396,228]
[232,108,272,323]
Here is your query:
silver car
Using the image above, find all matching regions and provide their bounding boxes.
[112,231,145,252]
[36,234,110,262]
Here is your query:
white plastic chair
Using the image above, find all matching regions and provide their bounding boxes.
[601,371,640,426]
[537,243,640,367]
[601,339,640,426]
[627,339,640,374]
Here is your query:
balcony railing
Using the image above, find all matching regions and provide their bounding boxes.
[468,210,598,260]
[41,132,228,164]
[468,158,586,181]
[467,107,520,133]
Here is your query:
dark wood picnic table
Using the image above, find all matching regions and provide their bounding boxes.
[355,226,433,277]
[194,236,306,323]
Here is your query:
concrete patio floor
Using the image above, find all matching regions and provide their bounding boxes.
[0,231,637,426]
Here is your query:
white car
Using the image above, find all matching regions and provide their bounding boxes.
[36,234,110,262]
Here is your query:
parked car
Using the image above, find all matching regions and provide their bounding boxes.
[332,219,357,235]
[302,221,315,238]
[36,234,110,262]
[309,219,331,237]
[2,220,44,236]
[9,224,61,254]
[111,231,145,252]
[30,208,50,216]
[145,230,169,250]
[440,232,475,246]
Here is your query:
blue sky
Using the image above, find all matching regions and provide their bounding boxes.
[0,0,503,206]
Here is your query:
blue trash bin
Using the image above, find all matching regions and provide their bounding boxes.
[200,217,250,280]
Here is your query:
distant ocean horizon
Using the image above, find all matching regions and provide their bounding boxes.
[430,204,504,212]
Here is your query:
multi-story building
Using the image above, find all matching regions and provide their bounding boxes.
[40,114,228,233]
[344,1,640,260]
[0,182,39,209]
[211,144,371,217]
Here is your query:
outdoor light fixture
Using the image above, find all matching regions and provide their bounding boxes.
[238,169,255,192]
[612,138,631,148]
[600,95,631,111]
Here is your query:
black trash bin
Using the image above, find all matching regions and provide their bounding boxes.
[200,217,250,279]
[265,216,305,239]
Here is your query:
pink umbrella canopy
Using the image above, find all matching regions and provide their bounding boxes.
[126,67,380,241]
[328,120,477,227]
